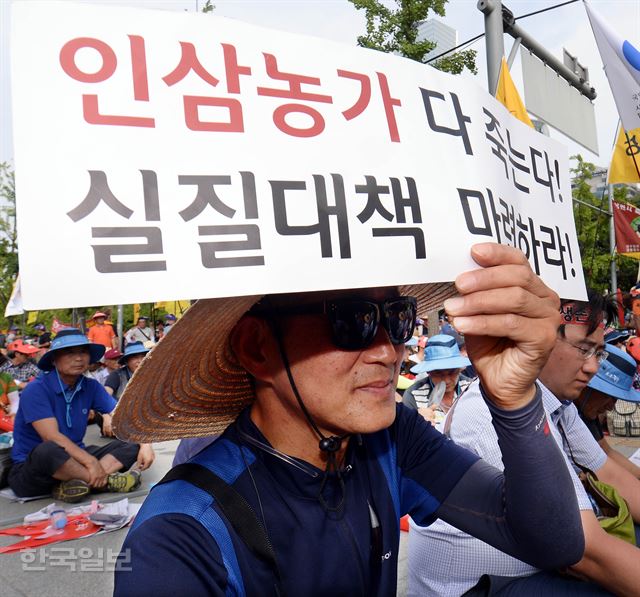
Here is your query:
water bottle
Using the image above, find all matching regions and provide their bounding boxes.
[49,509,67,530]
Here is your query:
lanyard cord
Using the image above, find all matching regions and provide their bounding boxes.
[55,369,83,428]
[269,318,347,513]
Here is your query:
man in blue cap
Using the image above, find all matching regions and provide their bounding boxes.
[104,342,150,403]
[576,344,640,479]
[8,329,153,502]
[402,334,473,429]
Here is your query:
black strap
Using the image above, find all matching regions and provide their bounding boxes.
[157,462,284,596]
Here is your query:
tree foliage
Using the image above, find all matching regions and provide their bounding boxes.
[0,162,18,314]
[571,155,638,294]
[349,0,477,74]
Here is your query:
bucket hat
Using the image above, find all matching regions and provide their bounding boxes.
[164,314,177,322]
[38,328,105,371]
[626,336,640,364]
[410,334,471,374]
[118,342,150,365]
[112,282,457,442]
[604,329,631,345]
[104,348,123,360]
[587,344,640,403]
[89,311,108,320]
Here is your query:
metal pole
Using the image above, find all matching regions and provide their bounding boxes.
[506,37,521,69]
[608,184,617,294]
[478,0,505,96]
[117,304,124,351]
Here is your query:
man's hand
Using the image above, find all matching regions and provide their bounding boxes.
[85,458,108,488]
[444,243,560,410]
[134,444,155,471]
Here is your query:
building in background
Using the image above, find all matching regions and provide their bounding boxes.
[418,19,457,62]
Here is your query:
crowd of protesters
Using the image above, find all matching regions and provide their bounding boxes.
[0,311,178,502]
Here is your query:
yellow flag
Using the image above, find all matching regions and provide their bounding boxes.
[495,57,534,128]
[27,311,38,325]
[133,303,140,323]
[608,123,640,183]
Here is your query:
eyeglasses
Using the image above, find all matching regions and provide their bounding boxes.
[256,296,417,350]
[559,336,608,363]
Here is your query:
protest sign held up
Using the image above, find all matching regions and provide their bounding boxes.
[11,1,585,309]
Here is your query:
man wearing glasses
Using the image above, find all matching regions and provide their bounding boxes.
[113,244,585,596]
[408,290,640,596]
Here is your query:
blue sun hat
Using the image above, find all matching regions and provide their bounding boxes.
[410,334,471,374]
[587,343,640,403]
[405,336,419,347]
[38,328,105,371]
[119,341,150,365]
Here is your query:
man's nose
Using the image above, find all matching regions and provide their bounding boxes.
[582,353,601,375]
[364,324,400,364]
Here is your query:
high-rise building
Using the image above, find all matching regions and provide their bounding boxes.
[418,19,457,62]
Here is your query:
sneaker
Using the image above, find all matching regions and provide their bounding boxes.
[52,479,90,503]
[106,470,141,493]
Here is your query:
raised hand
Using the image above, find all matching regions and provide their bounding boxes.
[444,243,561,410]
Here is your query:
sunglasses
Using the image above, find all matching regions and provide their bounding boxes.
[256,296,417,350]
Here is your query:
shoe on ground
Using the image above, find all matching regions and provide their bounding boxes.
[106,470,141,493]
[52,479,90,503]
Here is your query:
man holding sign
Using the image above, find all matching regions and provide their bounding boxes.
[112,243,584,596]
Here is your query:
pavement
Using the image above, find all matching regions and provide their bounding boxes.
[0,427,637,597]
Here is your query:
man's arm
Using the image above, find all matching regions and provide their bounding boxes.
[598,437,640,479]
[31,417,107,486]
[569,510,640,596]
[596,455,640,522]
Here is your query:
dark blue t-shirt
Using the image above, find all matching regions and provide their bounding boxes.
[115,404,478,597]
[11,371,116,462]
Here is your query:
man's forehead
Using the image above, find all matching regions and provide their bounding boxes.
[563,322,604,345]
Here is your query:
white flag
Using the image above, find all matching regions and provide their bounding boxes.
[585,0,640,132]
[4,275,24,317]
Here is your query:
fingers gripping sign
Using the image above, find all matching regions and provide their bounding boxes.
[444,243,561,410]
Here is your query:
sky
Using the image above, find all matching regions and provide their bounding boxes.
[1,0,639,169]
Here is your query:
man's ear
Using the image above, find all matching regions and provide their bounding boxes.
[230,315,278,381]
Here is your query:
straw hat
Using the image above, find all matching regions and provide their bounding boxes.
[112,283,456,442]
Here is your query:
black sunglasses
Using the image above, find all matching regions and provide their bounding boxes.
[254,296,417,351]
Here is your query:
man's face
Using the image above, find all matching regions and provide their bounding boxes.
[137,319,147,328]
[54,346,90,378]
[539,323,604,401]
[12,351,28,364]
[127,354,145,373]
[429,368,462,394]
[575,387,616,418]
[104,358,120,371]
[266,287,405,437]
[95,317,105,325]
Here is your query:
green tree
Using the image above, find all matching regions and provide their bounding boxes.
[202,0,214,14]
[0,162,19,320]
[349,0,477,74]
[571,155,637,294]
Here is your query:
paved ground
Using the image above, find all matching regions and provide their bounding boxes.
[0,428,637,596]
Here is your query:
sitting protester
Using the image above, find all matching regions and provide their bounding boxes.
[1,341,40,390]
[8,329,154,503]
[576,344,640,480]
[402,334,472,430]
[104,342,150,401]
[0,371,20,432]
[408,291,640,596]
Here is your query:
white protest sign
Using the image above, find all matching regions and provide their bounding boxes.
[11,1,586,310]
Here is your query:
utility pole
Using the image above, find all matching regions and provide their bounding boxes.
[608,185,617,294]
[478,0,505,95]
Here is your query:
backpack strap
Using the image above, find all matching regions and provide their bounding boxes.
[158,462,284,596]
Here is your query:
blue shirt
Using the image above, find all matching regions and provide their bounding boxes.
[115,404,478,597]
[11,371,116,463]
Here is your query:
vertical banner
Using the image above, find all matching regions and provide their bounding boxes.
[612,200,640,259]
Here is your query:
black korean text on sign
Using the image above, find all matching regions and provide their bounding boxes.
[457,187,576,279]
[355,176,425,258]
[420,88,473,155]
[177,173,264,268]
[67,170,166,273]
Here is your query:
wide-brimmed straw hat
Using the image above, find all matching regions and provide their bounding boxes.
[112,283,457,442]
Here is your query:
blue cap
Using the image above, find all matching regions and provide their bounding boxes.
[38,328,105,371]
[119,341,150,365]
[604,329,631,344]
[587,344,640,403]
[164,314,177,321]
[410,334,471,374]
